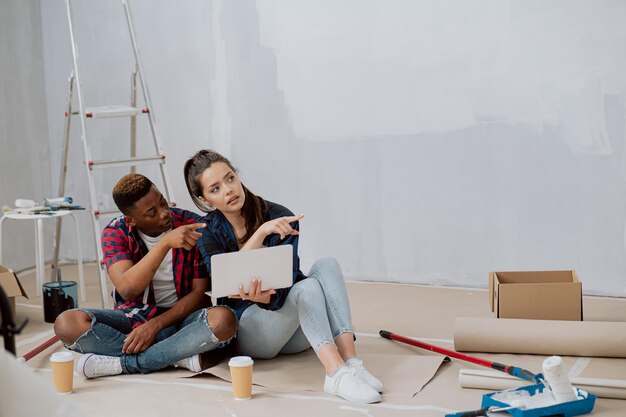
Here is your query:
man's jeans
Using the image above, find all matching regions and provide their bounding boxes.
[65,306,232,374]
[236,257,354,358]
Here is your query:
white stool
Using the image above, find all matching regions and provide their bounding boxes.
[0,210,86,301]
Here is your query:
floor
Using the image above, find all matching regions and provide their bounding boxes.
[3,263,626,417]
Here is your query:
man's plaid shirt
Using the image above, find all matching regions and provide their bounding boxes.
[101,207,209,327]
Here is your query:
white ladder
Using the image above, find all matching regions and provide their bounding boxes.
[52,0,175,307]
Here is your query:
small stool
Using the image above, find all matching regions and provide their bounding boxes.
[0,210,86,301]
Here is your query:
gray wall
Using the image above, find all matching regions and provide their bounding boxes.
[0,0,53,270]
[4,0,626,296]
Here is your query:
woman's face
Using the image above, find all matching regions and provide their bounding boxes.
[198,161,245,214]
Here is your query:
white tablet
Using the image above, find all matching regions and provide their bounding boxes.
[210,245,294,298]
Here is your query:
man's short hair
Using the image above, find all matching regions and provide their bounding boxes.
[112,173,154,214]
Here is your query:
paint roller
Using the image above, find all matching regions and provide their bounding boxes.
[379,330,539,382]
[380,330,592,417]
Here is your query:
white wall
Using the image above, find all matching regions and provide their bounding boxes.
[0,0,53,270]
[31,0,626,296]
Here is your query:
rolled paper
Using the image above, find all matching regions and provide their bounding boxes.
[44,197,73,206]
[454,317,626,358]
[459,368,626,400]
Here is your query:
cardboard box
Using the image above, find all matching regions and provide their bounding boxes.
[0,265,28,318]
[489,270,582,321]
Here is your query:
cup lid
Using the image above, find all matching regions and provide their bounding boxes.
[50,351,74,362]
[228,356,254,367]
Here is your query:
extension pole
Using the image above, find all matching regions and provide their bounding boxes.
[379,330,537,382]
[17,335,60,363]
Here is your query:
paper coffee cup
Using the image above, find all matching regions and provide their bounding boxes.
[50,351,74,394]
[228,356,254,400]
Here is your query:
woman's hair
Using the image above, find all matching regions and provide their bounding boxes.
[184,149,268,244]
[112,173,154,214]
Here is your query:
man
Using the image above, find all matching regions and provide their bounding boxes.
[54,173,237,378]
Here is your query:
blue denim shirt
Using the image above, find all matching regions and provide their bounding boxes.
[197,200,307,318]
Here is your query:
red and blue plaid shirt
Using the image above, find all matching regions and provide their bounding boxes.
[101,207,209,327]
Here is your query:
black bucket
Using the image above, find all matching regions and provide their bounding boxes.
[42,281,78,324]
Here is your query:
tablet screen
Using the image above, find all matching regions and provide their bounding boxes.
[210,245,293,298]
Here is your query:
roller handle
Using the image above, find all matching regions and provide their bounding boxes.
[18,335,60,362]
[379,329,538,383]
[491,361,537,382]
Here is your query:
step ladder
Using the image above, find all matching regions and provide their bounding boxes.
[51,0,175,307]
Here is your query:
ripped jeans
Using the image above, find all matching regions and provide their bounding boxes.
[64,306,233,374]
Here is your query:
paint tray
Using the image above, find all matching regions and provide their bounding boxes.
[482,383,596,417]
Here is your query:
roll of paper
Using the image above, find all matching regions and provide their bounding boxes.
[44,196,73,206]
[454,317,626,358]
[459,369,626,400]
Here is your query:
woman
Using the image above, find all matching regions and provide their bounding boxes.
[184,149,383,404]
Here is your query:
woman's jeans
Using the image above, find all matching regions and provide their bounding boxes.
[236,257,354,359]
[64,306,233,374]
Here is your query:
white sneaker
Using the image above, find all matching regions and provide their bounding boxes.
[324,366,381,404]
[77,353,122,379]
[346,357,384,392]
[172,354,201,373]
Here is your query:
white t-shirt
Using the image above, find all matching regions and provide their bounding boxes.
[137,229,178,308]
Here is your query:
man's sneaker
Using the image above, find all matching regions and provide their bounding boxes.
[173,354,202,373]
[323,365,381,404]
[77,353,123,379]
[346,357,384,392]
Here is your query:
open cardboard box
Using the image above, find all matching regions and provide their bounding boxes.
[0,265,29,318]
[489,270,582,321]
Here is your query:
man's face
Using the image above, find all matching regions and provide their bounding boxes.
[125,185,172,237]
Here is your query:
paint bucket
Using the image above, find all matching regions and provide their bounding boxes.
[42,281,78,323]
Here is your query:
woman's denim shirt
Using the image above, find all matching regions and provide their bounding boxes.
[197,200,307,319]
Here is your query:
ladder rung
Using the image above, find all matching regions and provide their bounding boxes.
[95,201,175,218]
[94,209,121,218]
[88,155,165,169]
[79,105,149,118]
